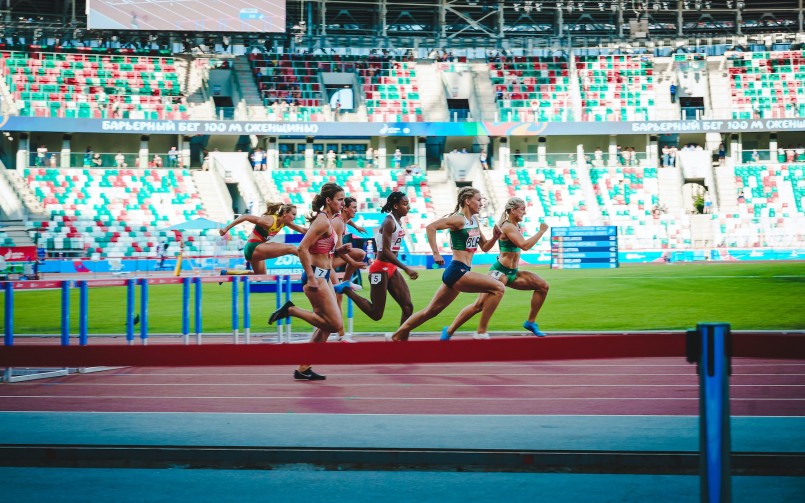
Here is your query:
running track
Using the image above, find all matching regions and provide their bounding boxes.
[2,353,803,416]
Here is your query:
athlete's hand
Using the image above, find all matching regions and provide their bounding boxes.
[539,222,549,232]
[433,253,445,266]
[304,282,319,294]
[492,224,502,239]
[218,228,227,236]
[336,244,352,255]
[406,269,419,280]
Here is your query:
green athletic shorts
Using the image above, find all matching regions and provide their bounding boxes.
[244,241,260,261]
[489,260,518,284]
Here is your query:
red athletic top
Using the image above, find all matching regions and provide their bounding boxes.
[309,215,336,256]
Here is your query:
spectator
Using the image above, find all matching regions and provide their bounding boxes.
[717,143,726,166]
[92,153,103,168]
[115,152,126,168]
[662,145,671,167]
[49,153,58,168]
[83,146,94,167]
[168,146,179,167]
[479,149,489,170]
[594,147,604,167]
[152,154,163,168]
[669,82,677,104]
[393,148,402,168]
[36,144,48,166]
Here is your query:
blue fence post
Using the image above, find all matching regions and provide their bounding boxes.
[243,276,251,344]
[194,276,202,344]
[276,275,284,342]
[78,281,89,346]
[60,280,71,346]
[688,322,732,503]
[231,276,239,344]
[126,279,135,345]
[182,277,191,345]
[347,297,354,337]
[4,281,13,346]
[139,278,149,345]
[284,275,293,338]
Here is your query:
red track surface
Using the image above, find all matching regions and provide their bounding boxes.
[1,357,803,416]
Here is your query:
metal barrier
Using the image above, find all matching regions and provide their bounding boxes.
[1,274,355,381]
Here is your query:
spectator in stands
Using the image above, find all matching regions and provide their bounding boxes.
[115,152,126,168]
[662,145,671,167]
[703,192,712,214]
[623,147,632,166]
[36,144,48,166]
[513,149,523,166]
[251,148,264,170]
[751,149,761,163]
[202,150,210,170]
[152,154,163,168]
[366,147,374,167]
[92,153,103,168]
[480,149,489,170]
[669,82,677,104]
[594,147,604,167]
[49,153,58,168]
[393,148,403,168]
[717,143,727,166]
[168,147,179,167]
[84,147,94,168]
[788,145,798,163]
[669,145,678,167]
[616,145,625,166]
[326,149,337,169]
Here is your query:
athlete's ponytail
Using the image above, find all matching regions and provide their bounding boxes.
[307,182,344,223]
[381,191,405,213]
[498,197,525,227]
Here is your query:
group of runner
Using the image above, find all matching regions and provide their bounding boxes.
[219,183,550,381]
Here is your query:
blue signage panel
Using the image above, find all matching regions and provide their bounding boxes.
[551,226,619,269]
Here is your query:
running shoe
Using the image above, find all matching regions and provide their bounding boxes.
[294,368,326,381]
[384,333,395,342]
[523,321,547,337]
[340,333,357,343]
[268,300,295,325]
[440,327,452,341]
[334,281,363,294]
[473,332,491,340]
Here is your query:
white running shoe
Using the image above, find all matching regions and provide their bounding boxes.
[340,333,357,343]
[473,332,491,340]
[348,282,363,291]
[327,333,340,342]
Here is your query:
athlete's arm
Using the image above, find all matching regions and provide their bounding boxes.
[425,214,463,265]
[346,219,367,234]
[503,222,549,250]
[478,216,502,252]
[219,214,273,236]
[285,222,308,234]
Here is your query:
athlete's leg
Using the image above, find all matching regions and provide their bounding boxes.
[391,284,461,341]
[282,278,343,333]
[342,270,389,321]
[386,271,414,325]
[508,271,549,322]
[452,271,506,335]
[252,242,298,262]
[446,293,486,336]
[343,247,366,283]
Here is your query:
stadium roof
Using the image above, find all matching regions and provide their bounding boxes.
[1,1,804,49]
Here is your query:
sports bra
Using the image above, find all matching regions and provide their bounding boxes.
[449,214,480,252]
[309,214,336,255]
[248,216,285,243]
[375,215,405,253]
[499,222,524,253]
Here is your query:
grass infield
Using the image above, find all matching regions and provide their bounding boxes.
[2,261,804,335]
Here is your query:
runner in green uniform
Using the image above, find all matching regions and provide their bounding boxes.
[388,187,503,341]
[441,196,550,339]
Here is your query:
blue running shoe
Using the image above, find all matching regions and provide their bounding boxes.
[333,281,353,294]
[440,327,452,341]
[523,321,546,337]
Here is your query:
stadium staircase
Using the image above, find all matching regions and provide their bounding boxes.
[233,55,268,119]
[190,170,234,225]
[416,62,449,122]
[652,56,678,120]
[0,168,48,220]
[208,152,267,215]
[706,57,733,120]
[470,61,498,121]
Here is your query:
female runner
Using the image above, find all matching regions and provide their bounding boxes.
[219,202,304,274]
[267,182,347,380]
[340,191,419,325]
[388,187,503,341]
[441,197,550,340]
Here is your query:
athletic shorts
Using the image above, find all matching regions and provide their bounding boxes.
[244,241,261,261]
[369,259,398,278]
[442,260,471,289]
[489,260,518,284]
[300,267,331,286]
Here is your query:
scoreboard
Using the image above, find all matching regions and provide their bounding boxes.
[550,226,619,269]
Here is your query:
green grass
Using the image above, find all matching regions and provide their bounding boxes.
[2,261,805,335]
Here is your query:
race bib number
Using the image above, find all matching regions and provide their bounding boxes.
[370,273,382,285]
[490,270,504,280]
[466,228,480,250]
[313,267,328,278]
